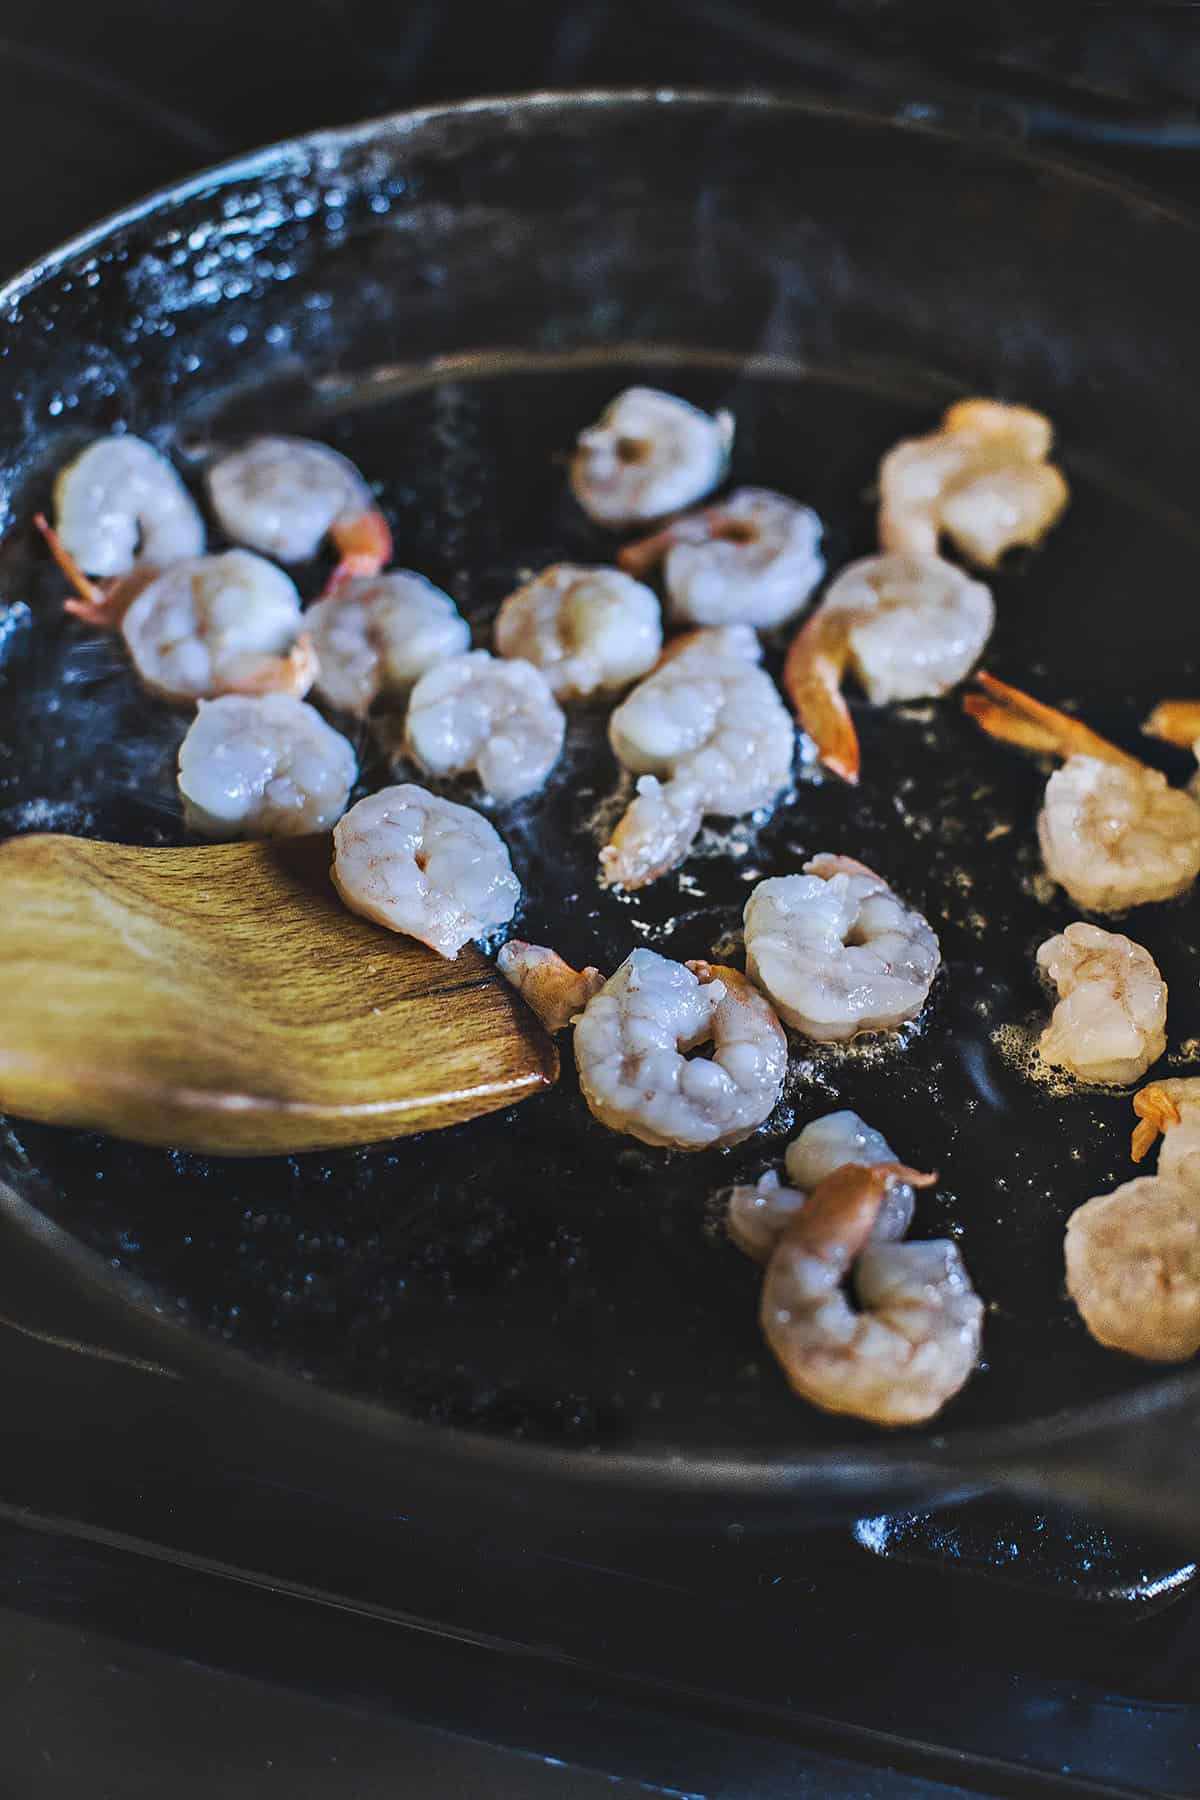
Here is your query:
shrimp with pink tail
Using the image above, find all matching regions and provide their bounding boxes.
[760,1162,983,1426]
[965,671,1200,911]
[782,552,993,783]
[618,487,824,629]
[879,398,1069,567]
[497,942,604,1033]
[206,436,391,593]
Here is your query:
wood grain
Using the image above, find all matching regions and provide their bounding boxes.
[0,832,558,1155]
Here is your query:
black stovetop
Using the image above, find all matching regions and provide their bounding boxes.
[5,4,1200,1795]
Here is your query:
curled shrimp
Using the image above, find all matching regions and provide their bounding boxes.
[305,571,469,716]
[178,694,356,838]
[493,564,662,701]
[760,1162,983,1426]
[783,552,994,783]
[879,398,1069,567]
[618,487,824,629]
[569,387,734,527]
[405,650,566,803]
[725,1110,917,1264]
[573,949,786,1150]
[965,671,1200,911]
[1036,922,1166,1087]
[206,436,391,591]
[497,942,604,1033]
[50,434,204,582]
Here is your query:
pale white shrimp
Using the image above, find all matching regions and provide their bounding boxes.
[119,551,315,704]
[966,673,1200,912]
[305,571,469,716]
[760,1162,983,1426]
[601,625,794,889]
[496,942,604,1032]
[177,694,356,838]
[493,565,662,701]
[1036,922,1166,1086]
[573,950,786,1150]
[331,782,520,960]
[879,398,1069,567]
[206,436,391,588]
[404,650,566,803]
[569,387,734,526]
[744,854,939,1042]
[726,1110,915,1263]
[52,434,205,579]
[619,488,824,629]
[783,552,993,782]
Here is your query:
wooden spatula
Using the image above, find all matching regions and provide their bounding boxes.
[0,831,557,1155]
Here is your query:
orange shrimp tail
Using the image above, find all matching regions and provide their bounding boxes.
[1143,701,1200,750]
[324,509,392,593]
[1131,1085,1182,1162]
[780,1161,936,1261]
[617,520,683,579]
[965,670,1142,770]
[33,513,130,628]
[225,632,319,699]
[783,613,859,784]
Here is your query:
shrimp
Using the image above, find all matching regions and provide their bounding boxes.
[493,564,661,701]
[879,398,1069,567]
[331,782,521,960]
[743,854,940,1041]
[618,488,824,629]
[51,434,204,583]
[600,625,794,889]
[117,551,316,704]
[966,672,1200,911]
[573,949,786,1150]
[405,650,566,803]
[497,942,604,1032]
[782,553,993,783]
[760,1162,983,1426]
[305,571,469,716]
[1036,922,1166,1087]
[206,436,391,590]
[177,694,356,838]
[569,387,734,526]
[1130,1078,1200,1178]
[725,1110,916,1263]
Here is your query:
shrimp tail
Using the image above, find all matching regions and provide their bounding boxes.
[1143,701,1200,750]
[780,1160,936,1263]
[34,513,138,629]
[1131,1084,1183,1162]
[964,671,1142,770]
[599,775,704,890]
[617,519,687,579]
[783,611,859,784]
[224,632,319,699]
[324,509,392,594]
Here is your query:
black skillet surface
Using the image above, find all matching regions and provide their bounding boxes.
[2,92,1200,1525]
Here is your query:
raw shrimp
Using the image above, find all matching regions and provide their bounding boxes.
[573,949,786,1150]
[493,564,661,701]
[879,398,1069,567]
[177,694,356,838]
[52,434,204,581]
[305,571,469,716]
[743,854,940,1041]
[331,782,520,960]
[1036,922,1166,1086]
[726,1110,916,1264]
[966,672,1200,911]
[760,1162,983,1426]
[116,551,315,704]
[206,436,391,589]
[783,552,993,782]
[497,942,604,1032]
[569,387,733,526]
[618,488,824,629]
[600,625,794,889]
[405,650,566,803]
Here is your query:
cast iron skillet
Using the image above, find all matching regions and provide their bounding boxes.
[2,90,1200,1539]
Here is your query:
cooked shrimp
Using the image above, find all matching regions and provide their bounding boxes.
[569,387,734,526]
[760,1162,982,1426]
[1036,923,1166,1086]
[743,854,939,1042]
[619,488,824,629]
[1065,1179,1200,1362]
[331,782,520,959]
[206,436,391,590]
[305,571,469,716]
[783,552,993,782]
[966,672,1200,911]
[726,1110,916,1263]
[177,694,356,838]
[601,625,794,888]
[405,650,566,803]
[1130,1078,1200,1179]
[573,949,786,1150]
[497,942,604,1032]
[114,551,316,704]
[52,434,204,582]
[879,398,1069,567]
[493,564,661,700]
